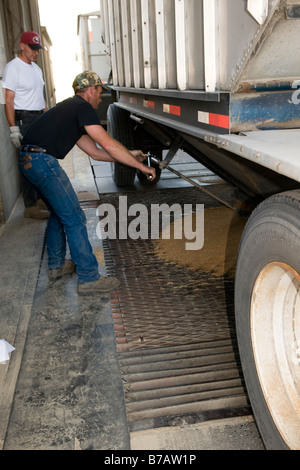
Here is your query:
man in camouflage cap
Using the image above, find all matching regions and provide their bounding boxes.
[18,71,156,296]
[72,70,109,93]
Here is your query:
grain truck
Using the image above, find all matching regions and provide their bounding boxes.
[99,0,300,450]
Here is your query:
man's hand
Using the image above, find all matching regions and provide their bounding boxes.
[140,164,156,181]
[130,150,147,162]
[130,151,156,180]
[9,126,23,149]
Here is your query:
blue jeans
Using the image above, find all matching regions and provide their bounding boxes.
[18,149,100,283]
[17,114,42,207]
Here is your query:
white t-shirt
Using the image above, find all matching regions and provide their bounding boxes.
[2,57,45,111]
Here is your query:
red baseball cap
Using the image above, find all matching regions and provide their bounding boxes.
[20,31,43,50]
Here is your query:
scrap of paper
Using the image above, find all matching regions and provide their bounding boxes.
[0,340,15,363]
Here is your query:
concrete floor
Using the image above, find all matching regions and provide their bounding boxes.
[0,148,130,450]
[0,147,265,450]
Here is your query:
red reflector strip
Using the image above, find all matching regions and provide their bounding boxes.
[163,104,181,116]
[130,97,138,104]
[198,111,229,129]
[209,113,229,129]
[143,100,155,109]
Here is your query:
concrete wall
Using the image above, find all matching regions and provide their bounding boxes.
[41,27,56,110]
[0,0,21,225]
[0,0,52,226]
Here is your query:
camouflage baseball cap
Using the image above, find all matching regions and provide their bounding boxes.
[72,71,110,93]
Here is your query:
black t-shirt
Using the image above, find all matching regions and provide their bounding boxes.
[22,95,100,159]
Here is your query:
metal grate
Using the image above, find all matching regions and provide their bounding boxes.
[100,186,251,430]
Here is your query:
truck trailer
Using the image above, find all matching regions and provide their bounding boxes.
[78,11,113,127]
[99,0,300,450]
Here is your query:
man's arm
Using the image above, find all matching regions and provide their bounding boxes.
[4,88,23,148]
[81,125,156,179]
[4,89,16,126]
[77,135,147,163]
[76,134,116,162]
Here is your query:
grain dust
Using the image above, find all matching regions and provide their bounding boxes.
[154,207,247,277]
[93,247,105,266]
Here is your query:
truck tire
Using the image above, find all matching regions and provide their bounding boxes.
[235,191,300,450]
[107,104,136,186]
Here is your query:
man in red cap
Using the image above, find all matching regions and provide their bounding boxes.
[2,31,49,219]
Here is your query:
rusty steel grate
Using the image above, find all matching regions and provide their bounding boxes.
[107,247,236,351]
[118,340,249,428]
[100,186,251,429]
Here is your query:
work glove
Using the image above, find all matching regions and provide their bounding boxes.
[9,126,23,149]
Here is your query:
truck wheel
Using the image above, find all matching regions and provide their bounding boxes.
[107,104,136,186]
[235,191,300,450]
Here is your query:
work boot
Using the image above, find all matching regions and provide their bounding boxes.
[77,276,120,295]
[24,205,49,219]
[37,199,48,210]
[49,260,76,281]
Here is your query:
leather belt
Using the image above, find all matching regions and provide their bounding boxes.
[15,110,43,119]
[20,145,47,154]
